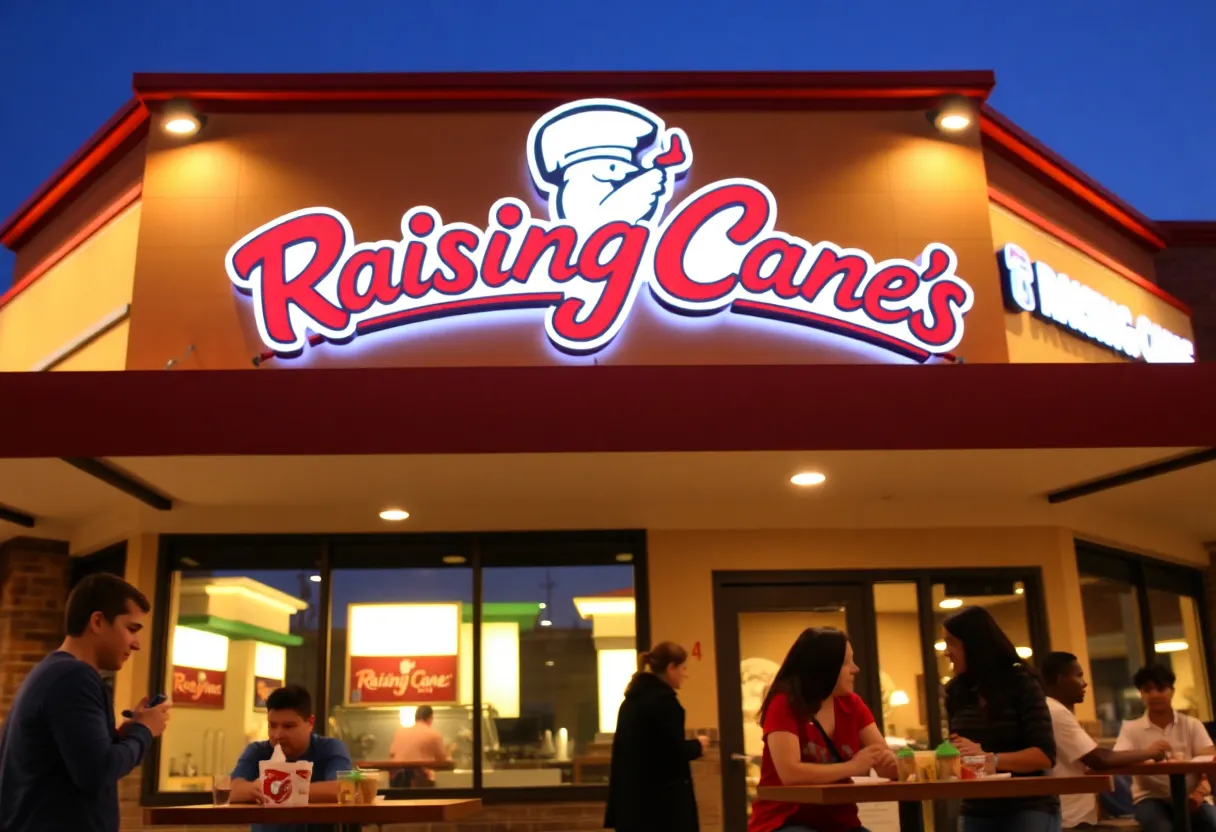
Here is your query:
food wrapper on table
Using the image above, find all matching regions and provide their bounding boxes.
[259,744,313,806]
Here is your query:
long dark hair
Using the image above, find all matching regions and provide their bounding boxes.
[943,606,1026,713]
[757,627,849,725]
[625,641,688,693]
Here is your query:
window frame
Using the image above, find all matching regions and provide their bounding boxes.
[143,530,649,806]
[1076,539,1214,718]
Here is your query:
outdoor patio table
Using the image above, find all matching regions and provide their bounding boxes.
[758,774,1113,832]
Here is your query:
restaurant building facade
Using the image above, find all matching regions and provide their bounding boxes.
[0,71,1215,832]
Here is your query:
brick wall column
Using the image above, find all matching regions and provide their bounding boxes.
[0,536,69,724]
[1155,241,1216,363]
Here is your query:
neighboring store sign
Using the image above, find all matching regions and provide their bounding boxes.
[998,242,1194,363]
[254,676,283,710]
[172,666,226,709]
[227,99,975,363]
[348,656,458,704]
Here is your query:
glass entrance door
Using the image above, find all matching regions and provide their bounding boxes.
[714,583,875,831]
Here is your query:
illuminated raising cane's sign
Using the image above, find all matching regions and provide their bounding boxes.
[226,99,976,362]
[998,242,1194,363]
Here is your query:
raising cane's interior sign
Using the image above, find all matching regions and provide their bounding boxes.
[226,99,975,364]
[172,666,226,709]
[348,656,458,705]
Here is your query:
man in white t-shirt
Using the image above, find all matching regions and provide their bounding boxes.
[1041,652,1171,829]
[1114,664,1216,832]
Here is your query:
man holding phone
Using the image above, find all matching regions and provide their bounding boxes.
[0,573,172,832]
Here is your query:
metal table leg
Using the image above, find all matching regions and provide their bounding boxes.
[1171,773,1192,832]
[898,801,925,832]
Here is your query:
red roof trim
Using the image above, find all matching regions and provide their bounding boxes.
[980,107,1167,251]
[989,187,1191,316]
[0,364,1213,458]
[131,70,997,101]
[0,72,1173,269]
[0,99,148,249]
[0,183,142,313]
[1159,221,1216,247]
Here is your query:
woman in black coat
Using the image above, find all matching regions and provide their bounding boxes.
[605,642,708,832]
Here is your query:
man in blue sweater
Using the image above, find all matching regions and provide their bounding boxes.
[0,573,171,832]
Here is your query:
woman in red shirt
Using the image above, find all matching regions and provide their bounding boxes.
[749,627,898,832]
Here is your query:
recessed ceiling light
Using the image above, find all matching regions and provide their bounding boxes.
[538,602,547,610]
[1014,583,1025,595]
[442,555,466,565]
[790,472,826,487]
[379,508,410,522]
[545,660,555,667]
[934,641,946,652]
[309,575,321,583]
[540,619,552,627]
[1156,640,1189,653]
[615,553,633,563]
[938,598,963,610]
[1016,646,1034,659]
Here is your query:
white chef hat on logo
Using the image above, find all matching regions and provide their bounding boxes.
[532,102,659,183]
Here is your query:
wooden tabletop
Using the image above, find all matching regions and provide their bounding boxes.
[1097,761,1216,776]
[355,759,457,771]
[758,775,1114,804]
[143,797,482,826]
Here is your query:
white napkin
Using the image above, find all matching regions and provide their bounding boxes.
[270,743,286,762]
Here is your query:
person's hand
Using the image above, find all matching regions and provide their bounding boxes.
[1146,739,1172,762]
[231,778,266,804]
[849,744,888,777]
[1189,790,1207,812]
[697,735,710,751]
[874,748,899,780]
[950,734,984,756]
[130,698,171,738]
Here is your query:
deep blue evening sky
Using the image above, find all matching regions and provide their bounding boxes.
[0,0,1213,289]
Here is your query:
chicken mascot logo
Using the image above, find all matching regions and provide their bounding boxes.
[528,99,691,235]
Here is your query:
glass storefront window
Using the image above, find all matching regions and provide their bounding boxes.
[326,564,474,788]
[932,579,1034,739]
[152,532,645,799]
[480,564,635,788]
[1077,546,1213,736]
[159,567,320,793]
[1149,590,1213,722]
[873,583,928,748]
[1079,574,1146,738]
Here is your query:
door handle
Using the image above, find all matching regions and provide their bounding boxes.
[730,753,757,763]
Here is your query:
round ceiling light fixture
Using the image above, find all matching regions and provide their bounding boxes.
[790,471,827,487]
[928,94,975,134]
[162,98,204,137]
[379,508,410,522]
